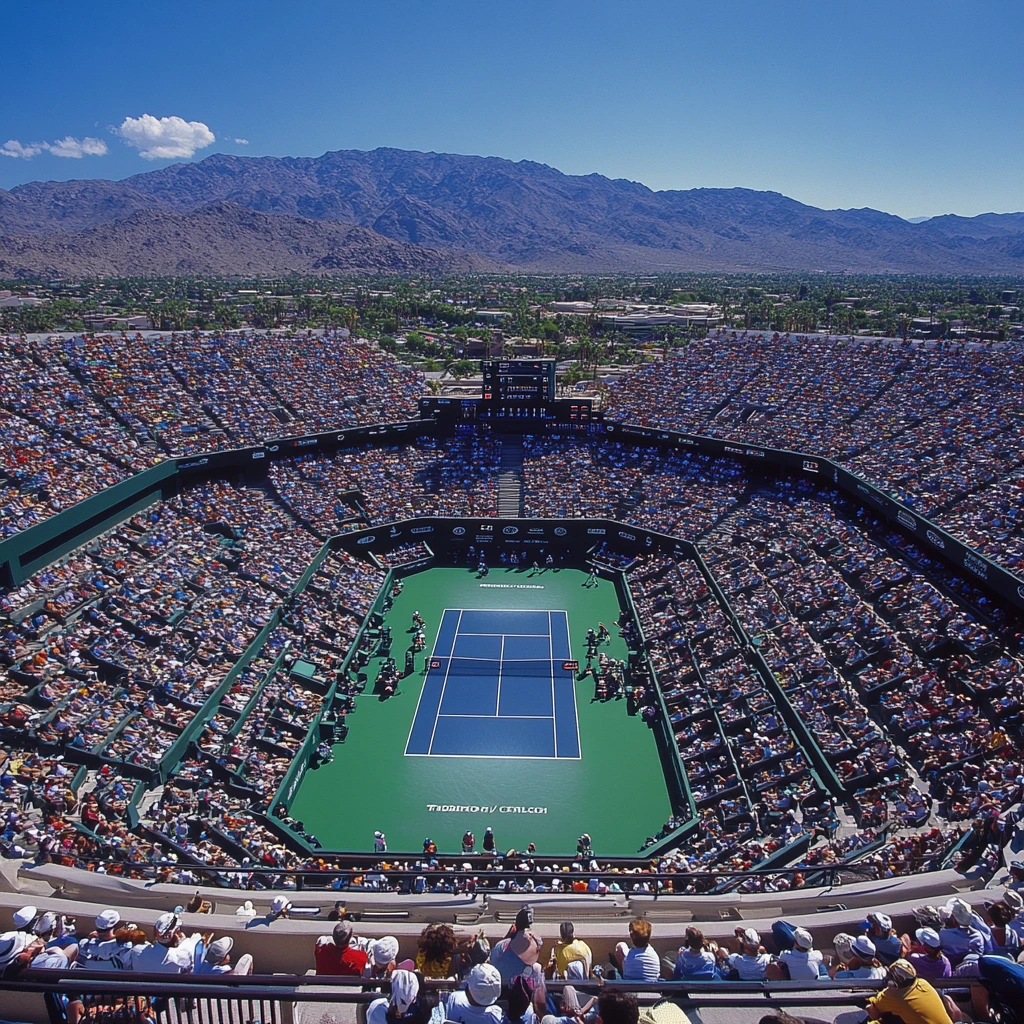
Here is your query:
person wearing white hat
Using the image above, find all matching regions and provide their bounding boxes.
[1003,888,1024,944]
[0,930,43,979]
[717,927,772,980]
[777,927,825,981]
[908,928,951,982]
[194,935,254,975]
[129,911,211,974]
[235,900,258,919]
[12,906,39,932]
[367,935,400,978]
[270,895,292,919]
[374,831,388,854]
[939,899,984,968]
[865,912,903,966]
[77,910,126,971]
[366,968,422,1024]
[831,935,885,980]
[445,963,504,1024]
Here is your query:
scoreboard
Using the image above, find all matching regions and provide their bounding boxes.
[481,359,555,403]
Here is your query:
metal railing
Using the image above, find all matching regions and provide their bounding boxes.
[1,970,986,1021]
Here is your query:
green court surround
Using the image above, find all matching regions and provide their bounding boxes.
[288,566,674,856]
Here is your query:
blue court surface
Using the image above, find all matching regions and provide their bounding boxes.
[405,609,581,759]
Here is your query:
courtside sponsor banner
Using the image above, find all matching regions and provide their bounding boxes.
[426,804,548,814]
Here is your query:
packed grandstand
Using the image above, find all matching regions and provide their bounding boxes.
[1,329,1024,1020]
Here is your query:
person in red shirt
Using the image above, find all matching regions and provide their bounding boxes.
[315,921,368,976]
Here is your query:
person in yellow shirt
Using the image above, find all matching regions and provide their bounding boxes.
[549,921,593,978]
[866,959,953,1024]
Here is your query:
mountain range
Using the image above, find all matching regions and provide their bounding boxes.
[2,147,1023,276]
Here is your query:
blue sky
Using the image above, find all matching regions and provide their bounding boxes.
[2,0,1022,218]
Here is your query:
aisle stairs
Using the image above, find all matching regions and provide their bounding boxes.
[497,439,524,518]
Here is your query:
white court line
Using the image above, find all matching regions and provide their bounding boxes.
[406,751,580,761]
[458,632,549,637]
[429,655,558,663]
[427,609,463,756]
[438,714,554,720]
[548,610,557,757]
[563,610,582,756]
[403,606,454,755]
[495,634,505,716]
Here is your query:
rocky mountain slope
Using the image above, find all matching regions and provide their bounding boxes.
[2,148,1023,274]
[0,201,494,278]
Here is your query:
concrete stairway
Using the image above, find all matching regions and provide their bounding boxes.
[497,439,524,518]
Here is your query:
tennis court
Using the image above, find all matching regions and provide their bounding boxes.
[288,567,675,855]
[405,608,580,758]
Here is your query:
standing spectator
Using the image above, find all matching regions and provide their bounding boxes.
[866,959,953,1024]
[483,827,496,854]
[375,831,388,853]
[315,921,368,976]
[549,922,592,978]
[445,963,505,1024]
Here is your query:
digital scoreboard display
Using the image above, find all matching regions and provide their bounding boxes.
[481,359,556,403]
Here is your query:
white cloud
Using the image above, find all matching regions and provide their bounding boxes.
[1,136,108,159]
[43,136,108,158]
[234,137,249,145]
[115,114,215,160]
[1,140,44,158]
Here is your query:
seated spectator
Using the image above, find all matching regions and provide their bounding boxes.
[978,901,1019,954]
[671,927,719,980]
[0,929,44,979]
[939,899,985,967]
[367,969,430,1024]
[507,972,547,1024]
[445,963,506,1024]
[775,928,825,981]
[865,912,905,966]
[612,919,660,981]
[315,921,368,976]
[908,928,951,982]
[130,912,209,973]
[866,958,953,1024]
[76,909,126,971]
[717,928,772,980]
[490,907,543,983]
[549,921,592,978]
[541,984,597,1024]
[831,935,885,980]
[417,923,458,979]
[368,935,400,978]
[195,936,253,975]
[594,990,638,1024]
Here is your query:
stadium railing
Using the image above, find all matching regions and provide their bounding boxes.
[0,971,988,1024]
